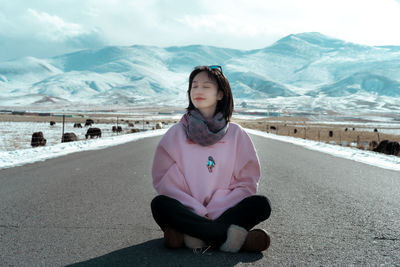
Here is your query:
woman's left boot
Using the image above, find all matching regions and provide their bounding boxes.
[164,227,184,248]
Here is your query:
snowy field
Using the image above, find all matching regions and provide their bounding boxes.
[0,128,168,170]
[0,121,159,151]
[246,129,400,172]
[0,125,399,172]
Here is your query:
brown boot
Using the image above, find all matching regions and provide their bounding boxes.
[163,227,184,249]
[241,229,270,252]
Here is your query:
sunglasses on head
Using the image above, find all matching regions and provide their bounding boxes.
[194,65,223,74]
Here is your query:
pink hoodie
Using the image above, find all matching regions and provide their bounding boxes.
[152,121,261,219]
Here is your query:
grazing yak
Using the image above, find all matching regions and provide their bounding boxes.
[85,127,102,139]
[373,140,400,156]
[50,121,56,126]
[369,140,378,150]
[73,123,82,128]
[112,126,123,133]
[31,132,46,147]
[155,122,163,129]
[62,132,78,142]
[130,128,140,133]
[85,119,94,127]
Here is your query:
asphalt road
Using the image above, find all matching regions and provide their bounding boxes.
[1,133,399,266]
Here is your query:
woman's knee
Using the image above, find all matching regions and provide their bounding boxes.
[151,195,169,213]
[151,195,183,213]
[248,195,271,220]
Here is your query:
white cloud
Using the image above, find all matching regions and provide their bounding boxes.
[178,14,272,36]
[1,0,400,60]
[27,9,85,42]
[176,0,400,46]
[0,5,105,60]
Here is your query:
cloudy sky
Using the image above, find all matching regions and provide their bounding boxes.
[1,0,400,61]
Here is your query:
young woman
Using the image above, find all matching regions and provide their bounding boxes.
[151,65,271,253]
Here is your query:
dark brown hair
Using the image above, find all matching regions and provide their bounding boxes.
[186,66,234,121]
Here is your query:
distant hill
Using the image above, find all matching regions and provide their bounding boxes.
[1,32,400,115]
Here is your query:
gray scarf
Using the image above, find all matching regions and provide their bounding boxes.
[180,109,228,146]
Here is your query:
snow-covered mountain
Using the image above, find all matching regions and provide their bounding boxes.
[1,32,400,115]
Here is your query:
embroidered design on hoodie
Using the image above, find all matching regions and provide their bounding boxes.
[207,156,216,173]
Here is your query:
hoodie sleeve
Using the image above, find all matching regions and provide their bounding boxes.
[206,128,260,219]
[152,138,208,217]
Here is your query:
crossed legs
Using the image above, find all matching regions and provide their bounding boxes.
[151,194,271,248]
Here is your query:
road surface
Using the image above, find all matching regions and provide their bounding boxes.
[1,134,399,266]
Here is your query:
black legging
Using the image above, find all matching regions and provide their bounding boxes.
[151,195,271,247]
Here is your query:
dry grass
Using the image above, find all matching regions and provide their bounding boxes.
[232,118,400,151]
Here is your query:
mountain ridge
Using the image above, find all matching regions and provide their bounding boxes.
[1,32,400,115]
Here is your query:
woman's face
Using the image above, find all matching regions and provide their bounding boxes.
[190,71,223,117]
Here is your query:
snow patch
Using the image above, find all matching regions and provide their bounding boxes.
[246,128,400,172]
